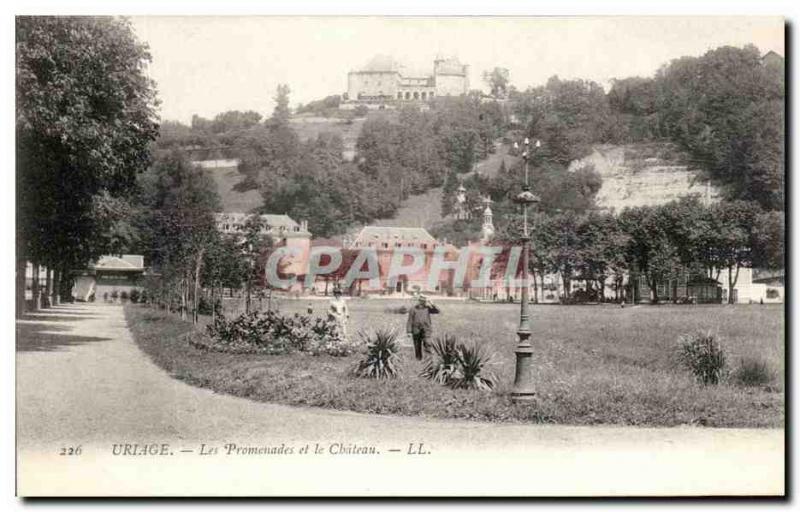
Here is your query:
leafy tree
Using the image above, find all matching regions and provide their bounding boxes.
[136,151,221,320]
[709,201,762,303]
[16,16,159,315]
[618,206,680,303]
[483,67,510,98]
[270,84,292,128]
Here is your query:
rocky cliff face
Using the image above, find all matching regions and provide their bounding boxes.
[569,143,721,212]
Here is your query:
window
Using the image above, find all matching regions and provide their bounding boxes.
[382,242,388,249]
[422,243,428,249]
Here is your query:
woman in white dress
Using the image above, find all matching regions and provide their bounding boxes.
[327,288,350,340]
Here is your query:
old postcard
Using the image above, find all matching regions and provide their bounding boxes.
[14,15,785,497]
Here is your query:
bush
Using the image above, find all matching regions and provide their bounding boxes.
[733,356,775,387]
[420,334,459,384]
[197,296,221,316]
[677,332,727,385]
[110,290,119,301]
[120,290,129,302]
[420,335,498,391]
[203,310,353,356]
[129,289,141,304]
[103,292,109,302]
[352,329,402,379]
[449,342,497,391]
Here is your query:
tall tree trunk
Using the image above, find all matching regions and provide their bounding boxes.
[193,249,205,324]
[539,272,545,303]
[728,265,741,304]
[649,275,659,304]
[561,266,572,300]
[16,256,27,318]
[31,263,40,311]
[211,283,217,323]
[531,267,539,304]
[51,268,60,306]
[180,275,187,321]
[57,263,72,303]
[44,268,52,308]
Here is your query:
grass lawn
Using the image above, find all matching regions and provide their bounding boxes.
[124,300,784,428]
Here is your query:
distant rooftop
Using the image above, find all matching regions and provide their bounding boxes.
[91,255,145,272]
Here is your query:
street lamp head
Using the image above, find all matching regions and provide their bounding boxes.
[514,190,540,206]
[535,139,541,148]
[524,137,530,146]
[513,142,519,150]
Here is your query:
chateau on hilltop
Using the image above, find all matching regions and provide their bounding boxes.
[341,55,469,110]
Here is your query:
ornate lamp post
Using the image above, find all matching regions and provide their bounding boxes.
[511,137,541,403]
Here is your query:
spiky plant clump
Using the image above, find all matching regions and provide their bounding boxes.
[352,329,402,379]
[449,342,497,391]
[677,332,727,385]
[420,334,459,384]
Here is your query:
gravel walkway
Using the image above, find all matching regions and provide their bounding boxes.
[16,303,785,496]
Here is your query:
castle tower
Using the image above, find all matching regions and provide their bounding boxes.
[481,196,494,242]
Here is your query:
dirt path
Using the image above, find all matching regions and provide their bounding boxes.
[16,303,784,496]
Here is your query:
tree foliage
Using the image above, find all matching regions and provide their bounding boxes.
[16,16,159,310]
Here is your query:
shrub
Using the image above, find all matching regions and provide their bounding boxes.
[448,342,497,391]
[110,290,119,301]
[733,356,775,387]
[420,334,459,384]
[203,310,354,356]
[353,104,369,117]
[677,332,727,385]
[120,290,129,302]
[129,289,141,304]
[352,329,402,379]
[420,335,498,391]
[197,296,221,316]
[103,292,109,302]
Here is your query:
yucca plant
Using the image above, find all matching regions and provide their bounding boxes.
[677,332,727,385]
[449,342,497,391]
[352,329,402,379]
[420,334,460,384]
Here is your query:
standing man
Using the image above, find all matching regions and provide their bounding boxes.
[406,294,441,360]
[328,287,350,340]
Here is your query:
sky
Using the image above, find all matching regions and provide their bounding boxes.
[130,16,785,124]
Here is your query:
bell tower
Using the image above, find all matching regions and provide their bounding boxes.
[481,196,494,242]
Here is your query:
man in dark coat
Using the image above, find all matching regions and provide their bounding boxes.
[406,294,440,360]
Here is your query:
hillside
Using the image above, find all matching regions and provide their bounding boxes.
[371,187,444,230]
[206,164,262,213]
[289,114,367,161]
[568,142,722,212]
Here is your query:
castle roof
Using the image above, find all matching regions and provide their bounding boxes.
[435,56,467,76]
[360,54,402,73]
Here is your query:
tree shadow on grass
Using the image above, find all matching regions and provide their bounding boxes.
[15,321,111,352]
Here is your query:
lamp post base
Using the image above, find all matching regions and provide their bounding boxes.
[511,343,535,402]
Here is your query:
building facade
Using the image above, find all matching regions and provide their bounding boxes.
[342,55,469,109]
[72,255,146,302]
